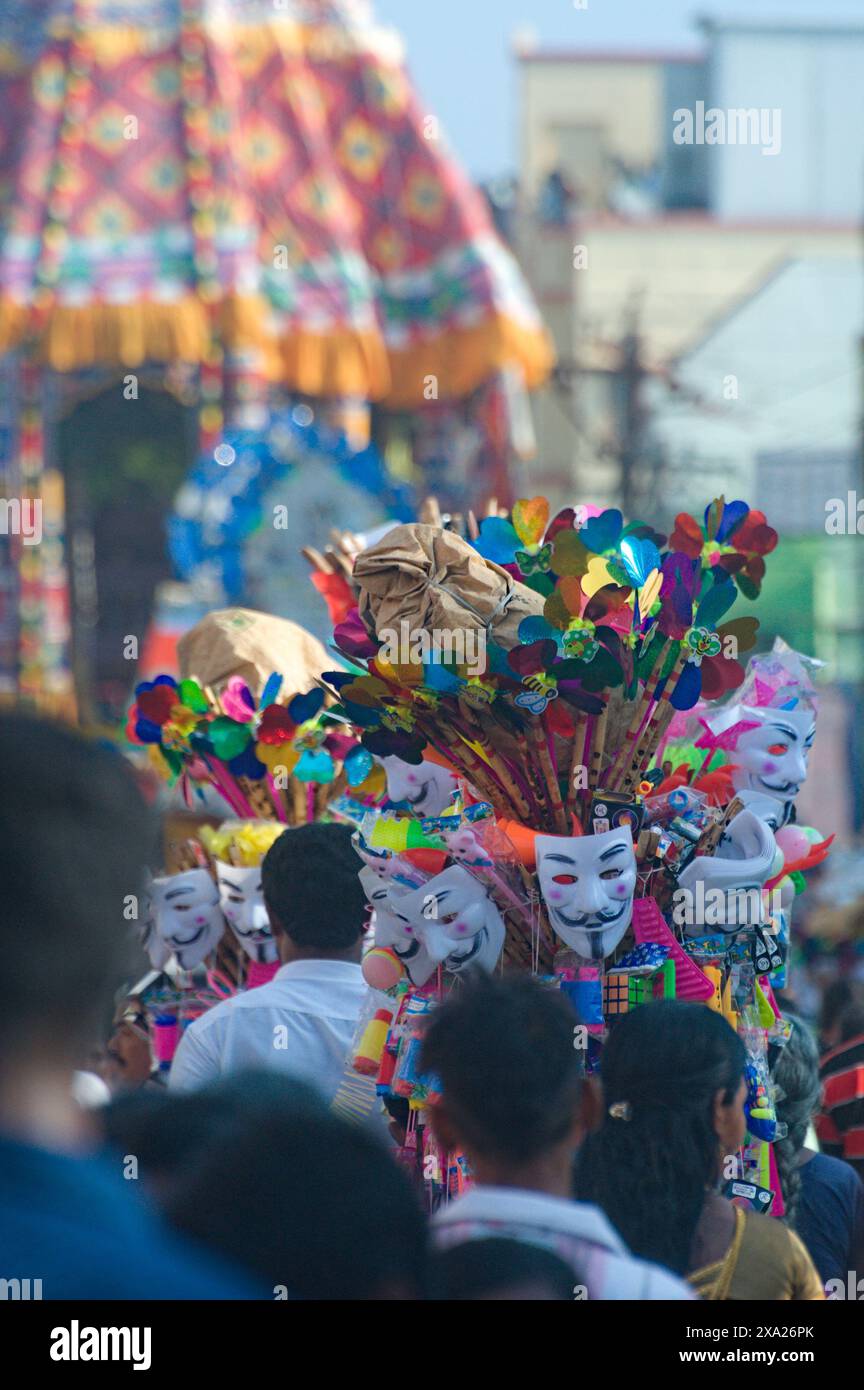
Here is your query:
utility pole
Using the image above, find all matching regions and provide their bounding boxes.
[616,296,647,518]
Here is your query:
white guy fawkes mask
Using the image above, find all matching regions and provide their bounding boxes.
[736,791,786,833]
[140,880,171,972]
[215,862,277,964]
[386,865,506,976]
[359,866,438,987]
[731,706,816,818]
[676,810,777,937]
[379,755,458,817]
[535,827,637,961]
[145,869,225,971]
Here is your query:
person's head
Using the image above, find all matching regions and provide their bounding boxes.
[0,715,155,1071]
[261,822,367,963]
[103,1001,154,1093]
[430,1238,576,1300]
[773,1016,821,1229]
[574,1000,746,1275]
[420,974,595,1193]
[162,1074,428,1299]
[818,979,864,1051]
[100,1072,325,1201]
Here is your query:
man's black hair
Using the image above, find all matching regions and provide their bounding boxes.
[0,714,156,1054]
[430,1237,576,1300]
[421,973,582,1163]
[164,1076,428,1299]
[261,821,366,951]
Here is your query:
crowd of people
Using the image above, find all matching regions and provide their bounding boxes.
[2,710,863,1302]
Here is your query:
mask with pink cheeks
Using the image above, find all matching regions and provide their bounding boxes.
[145,869,225,971]
[358,866,439,987]
[730,706,816,824]
[215,862,277,965]
[378,755,459,817]
[535,826,637,961]
[385,865,506,976]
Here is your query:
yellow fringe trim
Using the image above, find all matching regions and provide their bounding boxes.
[383,316,555,408]
[276,327,392,401]
[0,296,554,405]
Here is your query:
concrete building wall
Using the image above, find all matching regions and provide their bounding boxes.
[518,55,673,204]
[571,219,860,364]
[645,258,863,525]
[707,22,864,221]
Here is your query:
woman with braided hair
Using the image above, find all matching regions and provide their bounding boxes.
[774,1016,864,1286]
[574,1001,824,1299]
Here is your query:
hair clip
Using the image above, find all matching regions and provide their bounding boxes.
[608,1101,633,1121]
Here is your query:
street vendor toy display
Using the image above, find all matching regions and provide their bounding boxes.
[315,495,834,1218]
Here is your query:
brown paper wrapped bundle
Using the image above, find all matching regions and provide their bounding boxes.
[352,524,545,652]
[178,607,331,702]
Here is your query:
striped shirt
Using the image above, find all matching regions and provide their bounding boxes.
[817,1031,864,1178]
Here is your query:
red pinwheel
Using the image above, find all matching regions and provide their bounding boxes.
[135,677,178,727]
[670,498,778,599]
[257,704,298,746]
[714,508,778,599]
[670,571,760,709]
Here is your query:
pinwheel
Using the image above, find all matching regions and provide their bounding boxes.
[669,498,778,599]
[506,577,634,715]
[127,672,362,818]
[669,569,760,710]
[472,495,556,592]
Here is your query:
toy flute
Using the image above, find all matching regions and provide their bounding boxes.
[617,648,689,797]
[530,720,568,834]
[604,639,673,790]
[588,704,609,792]
[565,710,590,818]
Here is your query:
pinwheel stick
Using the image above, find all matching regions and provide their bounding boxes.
[415,710,525,820]
[458,706,536,821]
[205,758,256,819]
[605,641,671,790]
[291,778,307,825]
[514,730,548,827]
[617,648,689,796]
[450,711,528,816]
[262,775,289,822]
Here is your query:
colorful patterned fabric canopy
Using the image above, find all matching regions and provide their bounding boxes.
[0,0,552,406]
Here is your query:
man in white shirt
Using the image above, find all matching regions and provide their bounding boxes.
[422,974,694,1300]
[169,823,368,1104]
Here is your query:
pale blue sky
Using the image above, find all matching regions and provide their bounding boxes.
[373,0,864,179]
